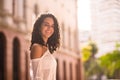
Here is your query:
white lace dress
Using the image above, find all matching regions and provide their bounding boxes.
[31,50,57,80]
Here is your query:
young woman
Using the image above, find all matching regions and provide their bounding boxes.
[30,13,60,80]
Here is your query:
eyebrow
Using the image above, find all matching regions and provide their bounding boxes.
[43,21,54,25]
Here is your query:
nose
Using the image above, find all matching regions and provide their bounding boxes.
[47,25,53,29]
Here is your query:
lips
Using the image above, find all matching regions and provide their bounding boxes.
[46,31,51,34]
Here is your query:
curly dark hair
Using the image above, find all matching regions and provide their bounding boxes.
[30,13,60,54]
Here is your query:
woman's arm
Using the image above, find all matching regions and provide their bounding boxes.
[30,43,43,59]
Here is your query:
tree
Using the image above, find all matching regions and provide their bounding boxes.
[81,41,98,62]
[98,43,120,79]
[81,41,102,80]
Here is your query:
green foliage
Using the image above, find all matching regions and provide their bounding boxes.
[81,45,92,62]
[81,41,101,79]
[82,42,120,79]
[89,42,98,55]
[81,41,98,62]
[98,43,120,78]
[84,58,103,78]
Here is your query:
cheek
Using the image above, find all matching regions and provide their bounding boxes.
[41,26,46,32]
[51,28,54,34]
[40,28,45,35]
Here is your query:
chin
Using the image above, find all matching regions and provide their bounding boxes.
[46,36,51,38]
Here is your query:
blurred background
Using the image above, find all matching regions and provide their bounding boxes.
[0,0,120,80]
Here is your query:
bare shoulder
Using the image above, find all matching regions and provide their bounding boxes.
[30,43,43,59]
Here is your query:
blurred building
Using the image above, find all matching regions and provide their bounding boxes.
[0,0,83,80]
[91,0,120,57]
[79,30,91,49]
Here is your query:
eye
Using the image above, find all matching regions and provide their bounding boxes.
[42,22,54,28]
[51,25,54,28]
[44,24,49,26]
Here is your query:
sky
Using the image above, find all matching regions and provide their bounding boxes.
[77,0,91,30]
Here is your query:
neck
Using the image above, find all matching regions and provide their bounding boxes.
[43,38,48,46]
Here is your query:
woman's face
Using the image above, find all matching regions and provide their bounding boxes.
[40,17,54,40]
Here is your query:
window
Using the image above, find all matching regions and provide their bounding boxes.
[0,32,6,80]
[56,59,59,80]
[68,27,71,49]
[70,63,73,80]
[63,61,66,80]
[0,0,3,10]
[61,23,65,47]
[12,0,15,15]
[13,37,20,80]
[34,4,39,17]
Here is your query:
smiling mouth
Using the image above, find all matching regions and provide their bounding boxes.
[46,30,52,33]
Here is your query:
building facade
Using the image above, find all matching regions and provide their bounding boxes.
[0,0,29,80]
[0,0,83,80]
[90,0,120,57]
[79,30,91,48]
